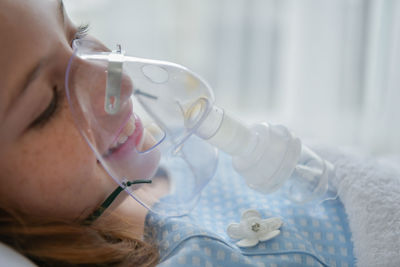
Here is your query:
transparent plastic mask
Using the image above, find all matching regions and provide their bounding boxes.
[66,38,218,216]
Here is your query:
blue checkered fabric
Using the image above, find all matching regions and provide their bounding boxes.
[145,153,355,267]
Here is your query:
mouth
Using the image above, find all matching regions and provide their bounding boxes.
[103,112,144,158]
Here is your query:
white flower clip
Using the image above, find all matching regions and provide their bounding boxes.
[227,209,283,247]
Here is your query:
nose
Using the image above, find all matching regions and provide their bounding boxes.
[66,50,134,152]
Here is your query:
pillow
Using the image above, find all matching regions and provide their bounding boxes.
[0,243,36,267]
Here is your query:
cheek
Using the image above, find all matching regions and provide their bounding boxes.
[28,106,95,183]
[0,107,113,219]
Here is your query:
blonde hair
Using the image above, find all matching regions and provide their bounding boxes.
[0,207,159,266]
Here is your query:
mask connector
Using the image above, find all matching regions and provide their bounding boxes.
[188,103,335,204]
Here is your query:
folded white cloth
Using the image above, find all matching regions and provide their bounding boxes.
[314,145,400,267]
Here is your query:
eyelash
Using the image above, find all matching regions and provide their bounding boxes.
[30,24,90,129]
[73,23,90,42]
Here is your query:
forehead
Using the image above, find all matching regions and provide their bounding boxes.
[0,0,60,52]
[0,0,61,115]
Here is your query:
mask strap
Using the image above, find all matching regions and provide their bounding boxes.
[83,179,152,225]
[104,44,124,115]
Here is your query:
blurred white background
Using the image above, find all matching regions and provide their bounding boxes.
[65,0,400,155]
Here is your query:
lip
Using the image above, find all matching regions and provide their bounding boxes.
[103,112,144,159]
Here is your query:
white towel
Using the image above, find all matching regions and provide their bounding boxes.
[313,145,400,267]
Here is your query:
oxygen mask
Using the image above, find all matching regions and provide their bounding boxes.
[66,38,335,220]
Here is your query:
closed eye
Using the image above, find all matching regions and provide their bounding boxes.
[29,86,59,129]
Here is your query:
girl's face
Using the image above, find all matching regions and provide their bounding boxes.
[0,0,152,222]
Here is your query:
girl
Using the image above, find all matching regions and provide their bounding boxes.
[1,1,373,266]
[0,0,159,265]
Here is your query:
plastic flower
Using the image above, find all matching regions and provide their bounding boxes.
[227,209,283,247]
